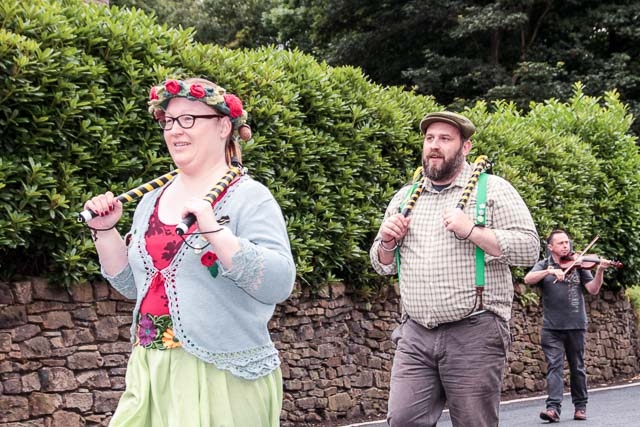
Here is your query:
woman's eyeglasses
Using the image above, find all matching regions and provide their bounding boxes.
[158,114,223,130]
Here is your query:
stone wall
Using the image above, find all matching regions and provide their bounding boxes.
[1,278,639,426]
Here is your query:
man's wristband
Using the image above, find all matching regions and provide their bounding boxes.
[380,239,398,252]
[454,224,476,241]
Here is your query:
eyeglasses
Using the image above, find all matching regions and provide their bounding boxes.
[158,114,223,130]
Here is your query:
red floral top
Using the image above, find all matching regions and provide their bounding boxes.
[139,182,235,316]
[139,198,194,316]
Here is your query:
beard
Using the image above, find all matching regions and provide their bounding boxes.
[422,144,466,183]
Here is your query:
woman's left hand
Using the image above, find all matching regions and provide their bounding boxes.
[181,198,221,232]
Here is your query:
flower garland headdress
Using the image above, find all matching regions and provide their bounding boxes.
[148,78,252,141]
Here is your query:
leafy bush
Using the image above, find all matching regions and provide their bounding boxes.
[626,286,640,327]
[1,0,639,294]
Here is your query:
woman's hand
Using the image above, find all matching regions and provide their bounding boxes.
[83,192,123,229]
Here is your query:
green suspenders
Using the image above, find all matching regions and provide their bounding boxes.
[474,172,488,290]
[396,172,488,296]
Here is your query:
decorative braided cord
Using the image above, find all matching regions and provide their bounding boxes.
[456,155,489,210]
[395,168,424,281]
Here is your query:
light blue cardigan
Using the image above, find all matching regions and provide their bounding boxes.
[103,175,296,379]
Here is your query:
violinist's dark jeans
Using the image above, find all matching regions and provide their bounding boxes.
[541,328,588,414]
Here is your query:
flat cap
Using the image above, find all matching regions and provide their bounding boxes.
[419,111,476,140]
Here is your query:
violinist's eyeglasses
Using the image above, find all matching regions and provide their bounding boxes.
[158,114,223,131]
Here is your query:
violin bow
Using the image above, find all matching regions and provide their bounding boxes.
[560,234,600,275]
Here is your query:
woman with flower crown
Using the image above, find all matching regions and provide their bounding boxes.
[83,77,295,426]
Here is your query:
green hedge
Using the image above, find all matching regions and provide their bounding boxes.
[1,0,639,293]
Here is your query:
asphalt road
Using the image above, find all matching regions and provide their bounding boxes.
[344,380,640,427]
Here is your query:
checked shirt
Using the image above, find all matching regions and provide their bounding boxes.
[370,162,539,328]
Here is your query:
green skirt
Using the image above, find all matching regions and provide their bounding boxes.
[109,346,283,427]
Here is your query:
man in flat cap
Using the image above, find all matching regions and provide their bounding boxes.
[370,111,539,426]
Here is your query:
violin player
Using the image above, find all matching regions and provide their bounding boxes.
[524,229,615,423]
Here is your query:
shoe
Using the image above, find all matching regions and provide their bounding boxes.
[540,408,560,423]
[574,409,587,420]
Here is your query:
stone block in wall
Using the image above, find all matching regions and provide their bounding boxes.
[50,345,77,358]
[20,337,51,358]
[94,317,120,341]
[93,282,110,301]
[70,283,94,303]
[93,390,121,413]
[511,360,525,374]
[96,300,117,316]
[285,379,302,391]
[297,396,317,409]
[42,358,67,368]
[0,306,27,328]
[64,392,94,412]
[109,374,126,390]
[11,324,41,342]
[72,307,98,322]
[0,332,11,353]
[353,371,373,387]
[0,281,13,304]
[76,370,110,389]
[117,301,135,313]
[373,371,390,388]
[67,351,104,370]
[28,301,69,314]
[29,391,62,416]
[52,410,83,426]
[32,278,70,302]
[3,374,22,393]
[11,281,33,304]
[328,392,353,411]
[39,367,77,392]
[363,387,387,399]
[102,354,127,368]
[317,343,336,358]
[304,412,323,423]
[0,395,29,423]
[11,360,42,373]
[42,311,74,329]
[21,372,41,392]
[330,282,346,298]
[63,327,95,346]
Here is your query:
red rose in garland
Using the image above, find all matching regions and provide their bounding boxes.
[189,84,206,99]
[164,79,181,95]
[223,94,243,118]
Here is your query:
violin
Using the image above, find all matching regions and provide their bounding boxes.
[558,253,623,273]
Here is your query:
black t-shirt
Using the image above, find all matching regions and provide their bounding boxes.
[529,257,593,330]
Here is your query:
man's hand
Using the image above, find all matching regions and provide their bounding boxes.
[380,213,410,243]
[548,266,565,282]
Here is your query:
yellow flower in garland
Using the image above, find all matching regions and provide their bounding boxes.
[162,328,182,349]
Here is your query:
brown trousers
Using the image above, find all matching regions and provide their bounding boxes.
[387,312,511,427]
